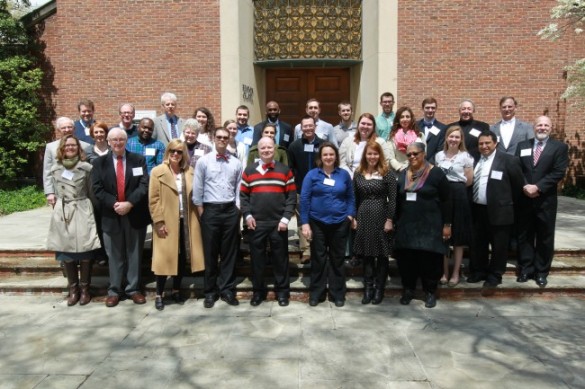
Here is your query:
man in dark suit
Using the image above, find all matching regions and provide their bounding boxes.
[515,116,568,287]
[73,98,96,145]
[490,96,534,156]
[252,100,293,149]
[417,97,447,163]
[92,128,151,307]
[447,99,490,163]
[467,130,524,287]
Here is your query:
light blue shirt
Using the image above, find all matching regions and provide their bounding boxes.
[192,151,243,207]
[376,112,395,140]
[235,125,254,153]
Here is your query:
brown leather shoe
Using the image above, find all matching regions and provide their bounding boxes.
[105,295,119,307]
[130,293,146,304]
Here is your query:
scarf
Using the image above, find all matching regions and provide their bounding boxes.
[393,129,418,152]
[62,156,79,170]
[405,162,432,192]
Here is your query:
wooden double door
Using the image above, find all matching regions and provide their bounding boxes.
[265,68,350,126]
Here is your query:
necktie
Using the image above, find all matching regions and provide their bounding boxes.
[473,157,486,203]
[170,119,178,139]
[262,162,275,170]
[216,153,229,162]
[116,155,125,202]
[533,141,543,165]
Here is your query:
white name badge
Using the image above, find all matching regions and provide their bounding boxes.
[244,137,252,145]
[490,170,503,180]
[84,127,90,136]
[254,158,261,163]
[132,167,144,176]
[469,129,481,138]
[323,178,335,186]
[372,175,383,180]
[61,170,74,180]
[520,148,532,157]
[194,149,205,157]
[406,192,417,201]
[283,134,290,142]
[145,148,156,156]
[497,136,501,143]
[429,126,440,136]
[304,144,314,152]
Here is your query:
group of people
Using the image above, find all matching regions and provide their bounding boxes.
[43,92,569,310]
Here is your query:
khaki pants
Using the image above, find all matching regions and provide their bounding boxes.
[296,193,310,255]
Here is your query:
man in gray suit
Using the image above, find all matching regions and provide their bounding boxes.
[43,117,92,207]
[152,92,184,146]
[490,96,533,156]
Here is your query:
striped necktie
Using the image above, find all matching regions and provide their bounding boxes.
[473,157,486,203]
[533,141,543,166]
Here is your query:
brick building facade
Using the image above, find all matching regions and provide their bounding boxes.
[27,0,584,184]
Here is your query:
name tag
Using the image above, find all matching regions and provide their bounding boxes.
[132,167,143,176]
[490,170,503,180]
[194,149,205,157]
[406,192,417,201]
[304,144,314,152]
[429,126,440,136]
[520,148,532,157]
[469,129,481,138]
[84,127,90,136]
[145,148,156,156]
[254,158,261,163]
[244,138,252,145]
[372,175,383,180]
[283,134,290,142]
[323,178,335,186]
[61,170,74,180]
[497,136,501,143]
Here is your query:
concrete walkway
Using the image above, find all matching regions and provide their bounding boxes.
[0,295,583,388]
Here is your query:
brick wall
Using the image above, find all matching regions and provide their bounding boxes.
[397,0,585,185]
[34,0,221,135]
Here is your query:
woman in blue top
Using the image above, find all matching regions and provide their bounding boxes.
[300,142,356,307]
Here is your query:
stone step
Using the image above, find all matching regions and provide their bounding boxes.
[1,271,584,301]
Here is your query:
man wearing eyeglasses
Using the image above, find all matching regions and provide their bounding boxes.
[92,128,151,307]
[192,127,243,308]
[126,118,166,175]
[375,92,395,140]
[115,103,138,138]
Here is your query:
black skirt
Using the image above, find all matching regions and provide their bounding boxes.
[449,182,472,246]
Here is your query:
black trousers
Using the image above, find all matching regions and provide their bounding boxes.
[249,224,290,298]
[309,219,349,301]
[155,222,187,295]
[517,201,557,277]
[395,249,442,294]
[362,256,389,290]
[201,203,239,297]
[470,204,511,282]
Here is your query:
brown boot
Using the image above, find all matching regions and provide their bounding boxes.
[79,260,93,305]
[64,261,80,306]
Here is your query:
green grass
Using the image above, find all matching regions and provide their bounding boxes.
[0,186,46,216]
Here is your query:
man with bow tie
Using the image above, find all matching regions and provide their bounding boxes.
[417,97,447,164]
[490,96,534,156]
[240,137,296,307]
[192,127,243,308]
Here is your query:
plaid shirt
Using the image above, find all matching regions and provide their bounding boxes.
[126,137,166,175]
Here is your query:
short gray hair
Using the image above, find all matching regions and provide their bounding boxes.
[160,92,177,104]
[107,127,128,140]
[183,118,202,132]
[55,117,74,130]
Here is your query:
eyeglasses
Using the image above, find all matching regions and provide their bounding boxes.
[108,138,126,144]
[406,152,421,158]
[64,144,78,148]
[170,150,183,155]
[215,135,229,140]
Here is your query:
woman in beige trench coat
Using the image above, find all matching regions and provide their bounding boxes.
[149,139,205,310]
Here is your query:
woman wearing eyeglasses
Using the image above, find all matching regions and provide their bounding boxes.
[394,142,451,308]
[149,139,205,310]
[47,134,101,306]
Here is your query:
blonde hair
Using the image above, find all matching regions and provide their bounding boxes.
[163,139,190,170]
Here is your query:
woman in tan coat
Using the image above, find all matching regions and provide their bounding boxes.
[149,139,205,310]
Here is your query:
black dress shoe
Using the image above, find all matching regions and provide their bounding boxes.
[221,293,239,306]
[170,292,186,304]
[399,290,414,305]
[483,278,501,288]
[250,293,265,306]
[204,295,218,308]
[334,299,345,307]
[371,289,385,305]
[466,274,486,283]
[516,273,531,283]
[424,293,436,308]
[309,299,319,306]
[277,297,289,306]
[155,296,164,311]
[535,275,548,287]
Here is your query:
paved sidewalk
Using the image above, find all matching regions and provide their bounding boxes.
[0,295,583,388]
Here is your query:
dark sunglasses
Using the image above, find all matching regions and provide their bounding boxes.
[170,149,183,155]
[406,152,421,158]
